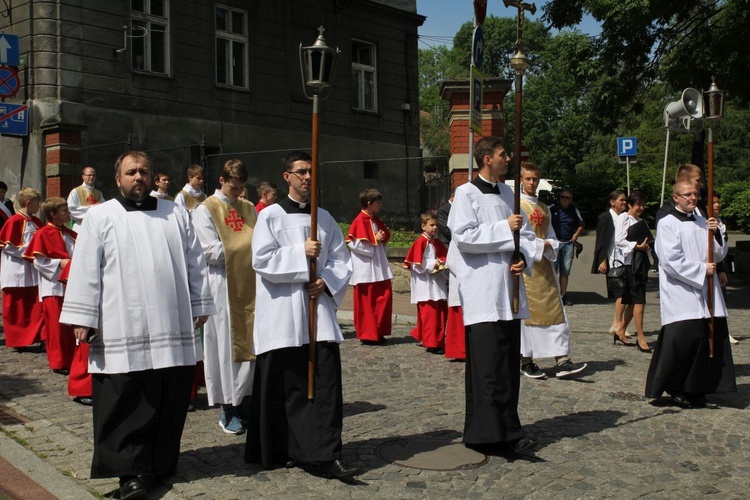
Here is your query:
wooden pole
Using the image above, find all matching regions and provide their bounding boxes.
[706,126,715,358]
[512,69,523,314]
[308,94,320,398]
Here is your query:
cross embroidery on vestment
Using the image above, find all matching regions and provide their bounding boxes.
[225,209,244,232]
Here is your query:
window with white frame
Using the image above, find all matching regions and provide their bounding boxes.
[215,5,249,89]
[352,40,377,112]
[130,0,170,75]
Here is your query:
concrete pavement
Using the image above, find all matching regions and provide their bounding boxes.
[1,233,748,498]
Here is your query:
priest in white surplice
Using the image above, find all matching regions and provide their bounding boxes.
[645,180,736,409]
[519,162,587,380]
[193,159,256,436]
[67,166,104,232]
[244,151,359,481]
[447,136,538,455]
[60,151,216,499]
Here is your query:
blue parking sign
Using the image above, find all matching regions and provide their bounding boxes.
[617,137,637,157]
[0,34,20,66]
[0,103,29,136]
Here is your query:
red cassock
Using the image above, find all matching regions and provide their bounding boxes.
[23,224,78,369]
[404,235,448,349]
[0,213,45,347]
[346,211,393,342]
[444,305,466,360]
[68,342,92,397]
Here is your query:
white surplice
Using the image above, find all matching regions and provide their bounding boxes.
[446,180,536,325]
[193,191,255,406]
[0,216,39,289]
[348,235,393,285]
[252,203,352,356]
[33,230,75,299]
[60,198,216,374]
[655,210,728,326]
[67,184,104,233]
[409,241,448,304]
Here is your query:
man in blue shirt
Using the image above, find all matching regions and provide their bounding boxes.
[550,189,584,306]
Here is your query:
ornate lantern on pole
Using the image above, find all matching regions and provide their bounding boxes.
[299,26,338,398]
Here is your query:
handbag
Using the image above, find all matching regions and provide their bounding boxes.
[606,261,626,279]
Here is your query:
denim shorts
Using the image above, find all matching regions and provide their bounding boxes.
[555,241,575,276]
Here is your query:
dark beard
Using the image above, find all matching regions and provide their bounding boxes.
[121,185,148,203]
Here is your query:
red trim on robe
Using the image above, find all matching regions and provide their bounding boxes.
[0,213,44,249]
[403,233,447,269]
[23,223,76,262]
[346,210,390,245]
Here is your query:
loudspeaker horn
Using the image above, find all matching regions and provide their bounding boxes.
[664,88,703,130]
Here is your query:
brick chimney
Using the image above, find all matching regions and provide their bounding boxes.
[440,78,512,188]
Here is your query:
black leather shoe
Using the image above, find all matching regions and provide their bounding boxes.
[512,437,538,453]
[300,459,360,480]
[119,476,147,500]
[689,394,719,409]
[52,368,70,376]
[73,396,93,406]
[670,393,692,409]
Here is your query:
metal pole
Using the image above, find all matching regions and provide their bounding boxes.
[660,130,670,206]
[307,93,320,399]
[512,69,523,314]
[468,129,474,179]
[626,156,631,196]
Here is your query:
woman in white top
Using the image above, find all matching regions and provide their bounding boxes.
[614,192,653,352]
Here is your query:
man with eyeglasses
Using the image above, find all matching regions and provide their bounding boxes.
[550,189,584,306]
[193,159,257,436]
[67,166,104,233]
[645,179,736,409]
[245,151,357,481]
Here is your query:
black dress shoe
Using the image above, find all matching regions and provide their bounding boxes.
[300,459,360,480]
[73,396,93,406]
[512,437,538,453]
[119,476,147,500]
[52,368,70,375]
[689,394,719,409]
[426,347,445,355]
[670,393,693,409]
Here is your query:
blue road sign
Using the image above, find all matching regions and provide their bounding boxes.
[0,103,29,136]
[0,66,20,97]
[472,26,484,69]
[617,137,637,157]
[0,34,20,66]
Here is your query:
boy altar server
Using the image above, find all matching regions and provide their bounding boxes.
[24,197,77,374]
[245,151,358,481]
[175,164,207,214]
[0,188,45,349]
[193,159,257,436]
[345,188,393,345]
[447,136,538,455]
[60,151,216,499]
[518,163,587,380]
[404,212,448,354]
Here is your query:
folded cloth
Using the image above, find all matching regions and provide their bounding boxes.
[573,241,583,258]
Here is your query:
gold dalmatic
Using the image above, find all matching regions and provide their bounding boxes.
[203,196,257,362]
[520,198,565,326]
[75,186,103,206]
[181,191,207,211]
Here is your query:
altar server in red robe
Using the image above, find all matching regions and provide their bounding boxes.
[24,198,76,374]
[0,188,44,348]
[345,188,393,345]
[404,213,449,354]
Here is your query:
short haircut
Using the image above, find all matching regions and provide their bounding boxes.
[187,164,205,178]
[283,151,312,172]
[0,181,7,190]
[41,197,68,220]
[473,136,505,168]
[359,188,383,208]
[220,159,248,183]
[420,212,438,226]
[673,180,695,195]
[17,187,42,206]
[256,181,277,198]
[154,172,170,183]
[114,151,151,177]
[675,163,702,182]
[82,166,96,174]
[627,191,646,206]
[520,161,540,175]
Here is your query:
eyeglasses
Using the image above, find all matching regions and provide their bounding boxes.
[289,168,313,177]
[675,192,699,200]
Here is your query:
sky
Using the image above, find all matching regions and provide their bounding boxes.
[416,0,601,50]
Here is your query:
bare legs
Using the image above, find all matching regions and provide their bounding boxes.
[611,298,634,344]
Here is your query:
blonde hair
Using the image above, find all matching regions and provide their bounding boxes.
[17,188,42,207]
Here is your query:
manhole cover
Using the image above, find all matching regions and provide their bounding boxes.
[0,406,28,426]
[377,438,489,471]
